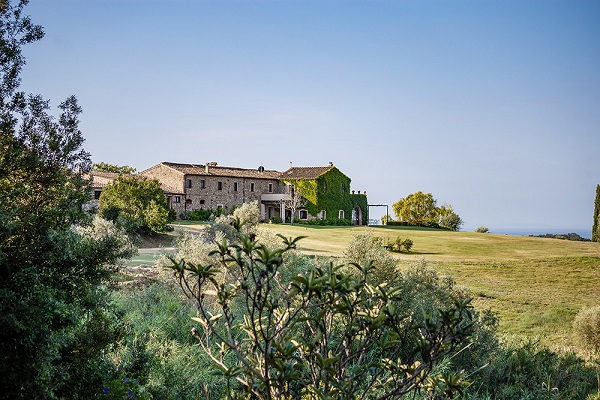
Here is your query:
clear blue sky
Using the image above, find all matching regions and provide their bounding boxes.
[19,0,600,235]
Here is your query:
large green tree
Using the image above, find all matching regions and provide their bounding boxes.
[0,1,134,397]
[99,175,174,234]
[393,192,463,231]
[393,191,439,226]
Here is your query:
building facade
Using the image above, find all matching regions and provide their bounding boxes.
[91,161,368,225]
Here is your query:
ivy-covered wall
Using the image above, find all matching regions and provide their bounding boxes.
[281,167,368,225]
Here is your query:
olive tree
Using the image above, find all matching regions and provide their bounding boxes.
[168,220,474,399]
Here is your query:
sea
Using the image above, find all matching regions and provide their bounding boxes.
[489,228,593,240]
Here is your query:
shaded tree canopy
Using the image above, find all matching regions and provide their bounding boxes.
[92,161,137,174]
[0,1,134,397]
[99,175,174,234]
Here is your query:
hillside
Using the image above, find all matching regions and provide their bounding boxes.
[135,222,600,349]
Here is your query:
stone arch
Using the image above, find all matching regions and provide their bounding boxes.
[352,206,363,225]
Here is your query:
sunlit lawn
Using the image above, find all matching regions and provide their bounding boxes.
[137,222,600,348]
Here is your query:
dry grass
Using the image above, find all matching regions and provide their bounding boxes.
[137,222,600,348]
[264,224,600,348]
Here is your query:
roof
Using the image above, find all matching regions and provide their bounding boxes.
[85,172,182,194]
[279,166,334,180]
[157,162,282,179]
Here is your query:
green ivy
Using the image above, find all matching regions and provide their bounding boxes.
[281,167,368,225]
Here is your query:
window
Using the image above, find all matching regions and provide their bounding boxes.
[186,179,192,188]
[200,180,205,189]
[234,182,238,192]
[322,181,326,193]
[339,210,345,219]
[94,190,101,200]
[217,181,223,190]
[174,196,181,203]
[217,204,224,212]
[200,199,205,205]
[268,183,273,193]
[250,182,255,192]
[299,210,308,220]
[341,183,346,194]
[320,210,326,220]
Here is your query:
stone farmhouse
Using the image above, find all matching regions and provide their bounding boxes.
[90,161,368,225]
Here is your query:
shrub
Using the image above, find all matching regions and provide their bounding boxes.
[307,217,352,226]
[168,224,475,399]
[343,231,399,285]
[388,237,413,253]
[439,211,464,231]
[269,215,283,224]
[186,208,214,221]
[476,226,489,233]
[99,176,174,234]
[108,282,225,398]
[465,339,597,399]
[574,306,600,355]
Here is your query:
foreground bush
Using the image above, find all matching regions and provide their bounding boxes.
[107,282,226,399]
[168,220,475,399]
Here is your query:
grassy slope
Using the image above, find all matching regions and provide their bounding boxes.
[137,222,599,348]
[262,224,600,348]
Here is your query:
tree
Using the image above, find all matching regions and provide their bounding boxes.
[92,161,137,174]
[438,204,464,232]
[393,191,440,226]
[281,185,305,225]
[393,192,463,230]
[0,2,135,396]
[168,221,474,399]
[98,175,174,234]
[593,184,600,242]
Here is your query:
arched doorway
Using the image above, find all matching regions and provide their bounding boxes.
[352,207,362,225]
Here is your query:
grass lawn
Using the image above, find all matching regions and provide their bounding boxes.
[263,224,600,348]
[136,222,600,348]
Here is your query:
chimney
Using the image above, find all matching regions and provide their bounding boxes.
[205,163,209,173]
[328,162,333,166]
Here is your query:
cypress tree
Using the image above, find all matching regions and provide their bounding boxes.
[593,184,600,242]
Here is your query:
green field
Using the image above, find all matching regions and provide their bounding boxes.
[140,222,600,349]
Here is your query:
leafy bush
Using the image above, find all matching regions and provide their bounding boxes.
[574,306,600,355]
[476,226,489,233]
[186,208,215,221]
[439,210,464,231]
[99,176,174,234]
[168,222,475,399]
[269,215,283,224]
[343,230,399,284]
[108,282,226,399]
[388,237,413,253]
[465,339,597,399]
[306,217,352,226]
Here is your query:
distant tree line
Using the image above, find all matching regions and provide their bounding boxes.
[531,233,591,242]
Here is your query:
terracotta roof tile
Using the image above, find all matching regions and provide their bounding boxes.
[161,162,281,179]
